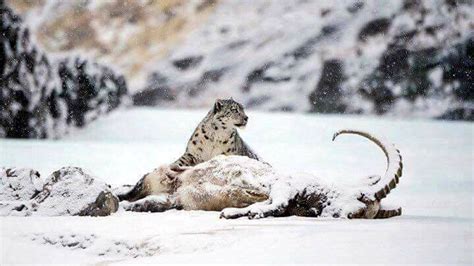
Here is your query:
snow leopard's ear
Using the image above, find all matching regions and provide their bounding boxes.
[214,99,223,113]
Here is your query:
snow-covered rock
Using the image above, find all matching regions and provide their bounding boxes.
[57,57,129,128]
[33,167,119,216]
[0,3,62,138]
[0,3,129,138]
[0,167,43,201]
[1,167,45,216]
[0,167,119,216]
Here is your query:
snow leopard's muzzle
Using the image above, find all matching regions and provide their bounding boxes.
[234,115,248,128]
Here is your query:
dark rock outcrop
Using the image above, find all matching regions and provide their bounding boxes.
[0,3,129,138]
[132,72,175,106]
[441,36,474,101]
[0,3,60,138]
[57,57,128,127]
[358,18,392,41]
[309,59,346,113]
[172,55,204,71]
[437,108,473,121]
[360,35,473,117]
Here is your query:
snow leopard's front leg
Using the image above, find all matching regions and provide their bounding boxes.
[170,152,198,172]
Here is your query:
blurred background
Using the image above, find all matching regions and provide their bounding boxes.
[1,0,473,138]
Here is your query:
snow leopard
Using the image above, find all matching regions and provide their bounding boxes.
[118,130,403,220]
[117,98,260,202]
[169,98,260,171]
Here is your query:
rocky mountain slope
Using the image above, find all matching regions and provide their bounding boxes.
[6,0,474,120]
[139,0,473,120]
[6,0,217,91]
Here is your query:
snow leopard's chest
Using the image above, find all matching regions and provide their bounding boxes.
[188,123,238,161]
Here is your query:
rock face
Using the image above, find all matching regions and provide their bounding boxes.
[57,58,128,128]
[359,31,474,119]
[5,0,217,91]
[0,3,129,138]
[0,167,119,216]
[136,0,471,120]
[5,0,473,120]
[309,60,346,114]
[0,3,61,138]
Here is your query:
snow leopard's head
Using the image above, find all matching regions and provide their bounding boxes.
[212,98,248,128]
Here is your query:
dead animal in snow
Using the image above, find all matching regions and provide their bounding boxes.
[118,130,403,219]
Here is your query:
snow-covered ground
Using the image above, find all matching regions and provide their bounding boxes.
[0,108,472,264]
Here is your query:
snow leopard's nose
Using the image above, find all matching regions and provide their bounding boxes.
[243,116,248,122]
